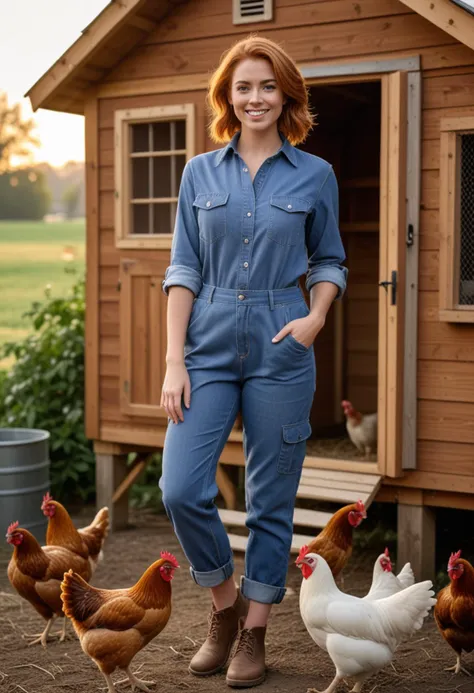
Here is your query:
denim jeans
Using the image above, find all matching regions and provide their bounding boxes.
[160,284,315,604]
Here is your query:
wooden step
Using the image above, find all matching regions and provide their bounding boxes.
[219,507,332,530]
[220,469,382,554]
[226,532,315,555]
[297,468,382,506]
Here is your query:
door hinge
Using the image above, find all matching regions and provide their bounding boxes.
[406,223,414,247]
[379,270,397,306]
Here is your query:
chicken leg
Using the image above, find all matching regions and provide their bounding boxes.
[115,667,155,692]
[23,616,56,647]
[445,654,471,676]
[307,674,343,693]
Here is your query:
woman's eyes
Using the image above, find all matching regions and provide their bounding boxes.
[236,85,276,92]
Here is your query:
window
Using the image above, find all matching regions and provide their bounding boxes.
[439,116,474,322]
[114,104,195,249]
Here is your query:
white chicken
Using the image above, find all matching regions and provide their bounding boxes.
[364,548,415,601]
[341,400,377,458]
[296,546,436,693]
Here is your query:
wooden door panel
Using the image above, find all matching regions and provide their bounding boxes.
[119,258,168,419]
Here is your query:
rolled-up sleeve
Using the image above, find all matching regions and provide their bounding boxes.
[162,160,203,297]
[305,166,348,298]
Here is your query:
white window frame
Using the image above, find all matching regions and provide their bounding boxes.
[114,103,195,249]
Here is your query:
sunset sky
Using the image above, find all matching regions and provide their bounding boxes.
[2,1,109,167]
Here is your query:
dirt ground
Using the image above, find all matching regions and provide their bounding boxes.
[1,510,472,693]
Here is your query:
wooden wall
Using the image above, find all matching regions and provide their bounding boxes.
[94,0,474,496]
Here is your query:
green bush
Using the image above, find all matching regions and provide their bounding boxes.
[128,452,164,511]
[0,276,95,502]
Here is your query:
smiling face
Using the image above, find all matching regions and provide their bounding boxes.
[228,57,286,136]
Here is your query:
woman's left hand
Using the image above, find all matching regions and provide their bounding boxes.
[272,314,325,349]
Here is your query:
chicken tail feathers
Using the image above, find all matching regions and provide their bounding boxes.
[78,508,109,557]
[61,569,105,623]
[378,580,436,640]
[397,562,415,589]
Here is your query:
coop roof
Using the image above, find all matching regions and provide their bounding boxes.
[27,0,474,115]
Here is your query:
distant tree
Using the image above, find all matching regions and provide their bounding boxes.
[62,181,82,218]
[0,92,40,172]
[0,168,51,220]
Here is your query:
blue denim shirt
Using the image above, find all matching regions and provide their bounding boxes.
[162,132,347,298]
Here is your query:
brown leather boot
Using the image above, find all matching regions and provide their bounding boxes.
[226,619,266,688]
[189,591,249,676]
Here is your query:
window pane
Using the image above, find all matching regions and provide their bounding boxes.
[153,203,173,234]
[459,134,474,305]
[132,203,150,234]
[152,122,170,151]
[175,120,186,149]
[174,154,186,193]
[131,123,149,153]
[153,156,171,198]
[132,158,149,199]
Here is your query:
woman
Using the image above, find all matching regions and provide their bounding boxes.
[160,36,347,688]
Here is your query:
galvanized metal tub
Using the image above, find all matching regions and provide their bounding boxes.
[0,428,50,542]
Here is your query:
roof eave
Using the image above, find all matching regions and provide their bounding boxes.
[398,0,474,53]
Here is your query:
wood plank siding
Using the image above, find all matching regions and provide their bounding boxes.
[95,0,474,495]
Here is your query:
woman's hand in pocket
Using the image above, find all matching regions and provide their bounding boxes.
[161,361,191,424]
[272,314,325,349]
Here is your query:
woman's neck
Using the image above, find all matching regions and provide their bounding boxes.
[236,126,282,161]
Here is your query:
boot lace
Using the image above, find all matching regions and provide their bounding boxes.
[207,609,225,642]
[234,628,255,658]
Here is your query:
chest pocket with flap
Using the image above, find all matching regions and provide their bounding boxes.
[267,195,311,247]
[193,192,229,244]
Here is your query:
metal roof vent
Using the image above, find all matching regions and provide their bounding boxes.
[233,0,273,25]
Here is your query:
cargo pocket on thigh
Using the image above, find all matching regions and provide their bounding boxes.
[277,420,312,474]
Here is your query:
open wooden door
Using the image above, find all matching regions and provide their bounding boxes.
[378,71,409,478]
[119,257,168,421]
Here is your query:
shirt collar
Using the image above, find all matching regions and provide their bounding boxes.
[214,131,298,167]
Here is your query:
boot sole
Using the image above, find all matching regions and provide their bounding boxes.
[226,672,266,688]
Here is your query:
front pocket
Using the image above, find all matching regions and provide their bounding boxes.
[193,192,229,244]
[267,196,311,246]
[187,298,209,331]
[277,420,312,474]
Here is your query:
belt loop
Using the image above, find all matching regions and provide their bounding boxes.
[207,286,216,304]
[268,290,275,310]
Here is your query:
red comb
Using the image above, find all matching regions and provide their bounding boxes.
[42,491,53,504]
[384,547,390,557]
[7,521,19,534]
[160,551,179,568]
[296,545,310,563]
[356,499,366,513]
[448,550,462,567]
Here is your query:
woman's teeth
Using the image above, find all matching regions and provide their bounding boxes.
[247,110,267,116]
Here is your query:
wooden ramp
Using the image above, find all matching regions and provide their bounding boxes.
[219,468,382,554]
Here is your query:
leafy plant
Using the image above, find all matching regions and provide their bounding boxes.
[0,276,95,502]
[128,452,164,511]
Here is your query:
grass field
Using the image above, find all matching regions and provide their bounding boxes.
[0,219,85,369]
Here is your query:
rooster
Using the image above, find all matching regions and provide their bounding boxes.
[341,400,377,458]
[434,550,474,675]
[6,521,92,646]
[61,551,179,693]
[296,546,436,693]
[364,548,415,601]
[306,500,367,580]
[42,492,109,575]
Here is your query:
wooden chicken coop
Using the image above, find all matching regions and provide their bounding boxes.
[27,0,474,581]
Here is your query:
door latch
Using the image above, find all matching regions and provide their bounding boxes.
[379,270,397,306]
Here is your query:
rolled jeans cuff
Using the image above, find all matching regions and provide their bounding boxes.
[190,557,234,588]
[240,576,286,605]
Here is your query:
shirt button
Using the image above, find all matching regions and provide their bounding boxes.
[244,238,249,244]
[243,167,248,172]
[243,262,249,268]
[206,201,211,207]
[247,212,252,217]
[287,204,292,210]
[238,294,245,301]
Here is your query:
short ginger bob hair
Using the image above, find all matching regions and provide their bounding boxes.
[207,35,314,146]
